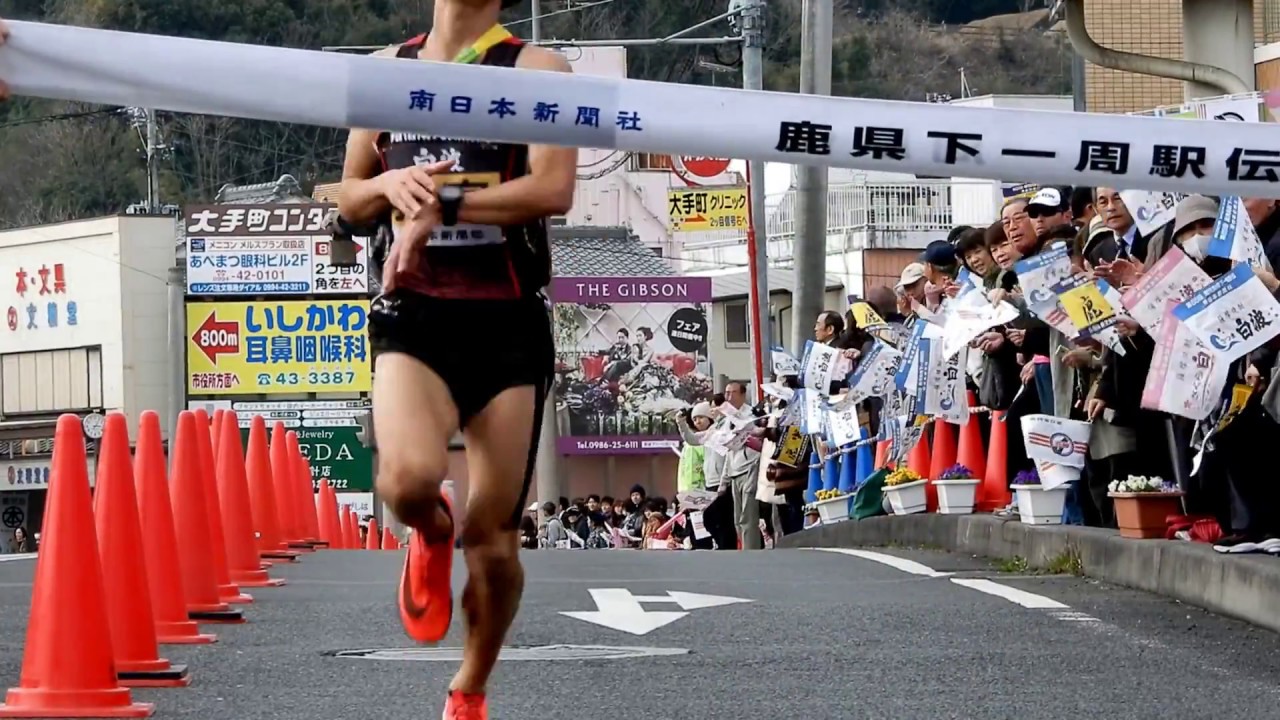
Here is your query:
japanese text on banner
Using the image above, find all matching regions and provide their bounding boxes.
[1140,301,1227,421]
[185,300,371,394]
[1171,264,1280,363]
[1120,246,1213,334]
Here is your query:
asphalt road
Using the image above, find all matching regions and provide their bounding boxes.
[0,546,1277,719]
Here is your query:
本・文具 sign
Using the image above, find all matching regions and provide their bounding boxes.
[184,204,369,296]
[185,300,371,394]
[666,187,748,232]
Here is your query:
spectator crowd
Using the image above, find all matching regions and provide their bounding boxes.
[524,185,1280,557]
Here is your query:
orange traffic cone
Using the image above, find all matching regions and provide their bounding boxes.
[192,409,253,605]
[218,411,285,587]
[906,432,930,477]
[270,422,311,550]
[171,411,243,624]
[134,411,216,645]
[906,431,934,511]
[288,431,324,546]
[956,393,987,484]
[381,526,397,550]
[927,419,958,513]
[94,413,190,687]
[365,518,381,550]
[344,508,359,550]
[246,416,298,563]
[0,415,154,718]
[978,410,1012,512]
[317,481,340,547]
[210,409,224,477]
[873,440,891,470]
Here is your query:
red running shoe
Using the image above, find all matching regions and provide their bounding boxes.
[397,495,454,643]
[443,690,487,720]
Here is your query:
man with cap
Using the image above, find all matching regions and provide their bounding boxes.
[895,262,928,320]
[920,239,960,287]
[1027,186,1074,238]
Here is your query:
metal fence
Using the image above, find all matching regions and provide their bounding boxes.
[680,180,992,251]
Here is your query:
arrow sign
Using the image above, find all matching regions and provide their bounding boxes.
[560,589,752,635]
[192,312,240,364]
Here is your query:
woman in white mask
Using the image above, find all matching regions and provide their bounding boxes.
[1170,195,1221,268]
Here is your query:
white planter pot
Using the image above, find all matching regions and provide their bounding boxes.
[935,479,980,515]
[1011,483,1069,525]
[885,479,928,515]
[814,494,854,525]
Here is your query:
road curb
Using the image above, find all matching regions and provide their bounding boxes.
[779,514,1280,634]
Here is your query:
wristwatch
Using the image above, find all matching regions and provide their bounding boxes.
[438,185,464,227]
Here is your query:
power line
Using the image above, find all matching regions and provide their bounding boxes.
[0,107,122,131]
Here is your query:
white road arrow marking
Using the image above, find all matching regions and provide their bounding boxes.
[632,591,754,610]
[560,589,753,635]
[560,589,688,636]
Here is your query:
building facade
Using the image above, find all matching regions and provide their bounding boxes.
[1084,0,1280,114]
[0,214,178,537]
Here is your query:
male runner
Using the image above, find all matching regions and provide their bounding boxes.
[335,1,576,717]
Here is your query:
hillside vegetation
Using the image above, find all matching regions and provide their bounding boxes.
[0,0,1068,228]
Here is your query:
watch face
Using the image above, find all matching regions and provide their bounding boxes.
[441,186,464,202]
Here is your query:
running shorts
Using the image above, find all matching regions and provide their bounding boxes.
[368,289,553,528]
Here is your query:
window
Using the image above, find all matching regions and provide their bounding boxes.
[629,153,673,172]
[724,301,750,345]
[1,346,103,416]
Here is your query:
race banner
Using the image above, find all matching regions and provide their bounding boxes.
[1120,246,1213,333]
[939,289,1020,359]
[550,276,713,455]
[846,341,902,405]
[1119,190,1184,238]
[926,344,969,426]
[800,340,840,395]
[1140,301,1229,421]
[825,402,862,448]
[1020,414,1090,469]
[1171,264,1280,363]
[1014,242,1077,337]
[8,21,1280,199]
[1206,196,1271,271]
[802,389,825,437]
[1056,276,1118,338]
[847,300,887,331]
[772,347,801,377]
[893,321,928,392]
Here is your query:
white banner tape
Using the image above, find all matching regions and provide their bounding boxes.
[3,21,1280,198]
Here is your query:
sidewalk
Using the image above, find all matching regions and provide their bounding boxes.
[779,515,1280,635]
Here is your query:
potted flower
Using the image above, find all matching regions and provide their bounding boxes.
[883,468,927,515]
[934,464,980,515]
[1108,475,1183,539]
[1010,469,1070,525]
[812,488,854,525]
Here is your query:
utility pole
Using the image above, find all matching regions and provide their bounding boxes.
[529,0,564,516]
[739,0,771,392]
[146,109,161,212]
[789,0,831,354]
[166,264,185,438]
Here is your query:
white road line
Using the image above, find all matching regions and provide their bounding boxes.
[950,578,1069,609]
[0,553,36,563]
[810,548,952,578]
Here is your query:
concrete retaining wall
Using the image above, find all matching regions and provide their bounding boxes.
[779,515,1280,635]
